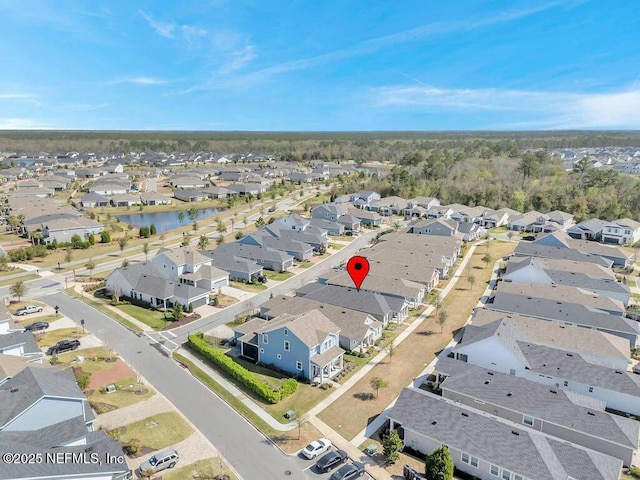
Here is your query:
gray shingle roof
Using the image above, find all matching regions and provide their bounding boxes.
[0,368,85,429]
[0,331,40,354]
[519,342,640,396]
[436,357,640,449]
[514,242,613,267]
[389,388,622,480]
[488,292,639,335]
[301,284,404,319]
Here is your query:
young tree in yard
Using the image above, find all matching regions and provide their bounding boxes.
[467,275,475,291]
[65,247,73,266]
[198,235,209,250]
[425,445,454,480]
[118,237,128,255]
[192,221,198,232]
[383,430,403,464]
[481,253,493,269]
[172,302,184,321]
[217,221,227,235]
[0,254,8,271]
[75,372,90,392]
[142,242,149,262]
[187,207,198,222]
[438,309,448,334]
[387,340,396,363]
[10,280,27,302]
[216,236,225,246]
[431,292,442,317]
[295,414,309,440]
[177,211,186,226]
[370,376,388,398]
[85,259,96,277]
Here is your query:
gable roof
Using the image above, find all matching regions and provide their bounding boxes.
[390,388,622,480]
[436,357,640,449]
[514,242,613,267]
[156,247,211,266]
[300,284,404,318]
[471,309,631,363]
[0,368,85,429]
[487,292,638,335]
[495,282,626,315]
[0,331,40,354]
[321,270,426,299]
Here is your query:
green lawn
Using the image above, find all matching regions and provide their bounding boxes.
[67,289,143,332]
[214,293,239,307]
[229,281,267,292]
[117,412,192,450]
[0,273,40,287]
[330,243,345,250]
[264,270,294,281]
[36,327,87,348]
[296,261,313,269]
[9,300,47,315]
[115,304,166,330]
[89,375,155,409]
[17,314,60,327]
[488,227,507,233]
[162,458,238,480]
[58,347,121,375]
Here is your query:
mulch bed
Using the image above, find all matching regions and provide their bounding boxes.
[90,401,119,414]
[162,313,201,330]
[122,444,155,459]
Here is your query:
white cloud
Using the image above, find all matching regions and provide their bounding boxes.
[73,103,109,111]
[0,118,52,129]
[140,11,175,39]
[0,93,42,106]
[237,1,570,84]
[369,84,640,129]
[109,76,169,86]
[218,45,257,74]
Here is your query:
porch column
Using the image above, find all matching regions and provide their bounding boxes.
[339,355,343,370]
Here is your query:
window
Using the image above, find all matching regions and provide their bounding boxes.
[563,381,568,387]
[277,354,282,359]
[296,361,302,371]
[509,369,516,375]
[588,386,594,392]
[460,453,479,467]
[284,329,288,336]
[284,341,290,351]
[263,334,268,344]
[502,469,512,480]
[514,475,523,480]
[490,465,500,476]
[523,415,534,426]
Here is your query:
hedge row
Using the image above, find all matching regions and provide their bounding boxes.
[188,333,297,404]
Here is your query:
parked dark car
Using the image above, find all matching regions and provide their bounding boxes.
[316,449,348,473]
[24,321,49,332]
[521,235,536,241]
[329,461,365,480]
[257,275,268,283]
[46,339,81,356]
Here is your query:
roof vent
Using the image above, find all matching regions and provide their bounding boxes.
[507,392,513,397]
[550,389,557,394]
[431,421,437,425]
[511,430,520,436]
[10,388,19,393]
[461,412,469,417]
[587,411,595,416]
[484,381,490,385]
[566,353,573,357]
[487,372,494,376]
[84,447,93,453]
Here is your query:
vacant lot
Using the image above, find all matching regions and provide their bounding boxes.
[229,281,267,292]
[37,327,87,348]
[89,375,155,410]
[162,458,238,480]
[317,241,515,440]
[117,412,193,451]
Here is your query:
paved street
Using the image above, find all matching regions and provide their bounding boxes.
[33,229,380,480]
[42,292,310,480]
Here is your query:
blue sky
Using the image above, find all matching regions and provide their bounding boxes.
[1,0,639,131]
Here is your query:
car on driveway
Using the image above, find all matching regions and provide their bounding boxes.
[135,448,179,478]
[302,438,332,459]
[329,461,365,480]
[24,321,49,332]
[521,235,536,241]
[316,449,348,472]
[15,305,43,316]
[46,339,80,356]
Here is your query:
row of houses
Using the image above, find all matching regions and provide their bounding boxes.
[229,226,462,383]
[387,225,639,479]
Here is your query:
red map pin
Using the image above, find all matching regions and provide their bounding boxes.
[346,255,370,291]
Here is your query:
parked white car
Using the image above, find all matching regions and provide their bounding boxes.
[302,438,332,459]
[633,363,640,375]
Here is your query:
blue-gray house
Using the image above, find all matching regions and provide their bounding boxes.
[233,310,345,384]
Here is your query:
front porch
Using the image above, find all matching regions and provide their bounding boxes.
[311,345,344,385]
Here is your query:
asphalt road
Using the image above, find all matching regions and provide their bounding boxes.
[42,292,310,480]
[35,230,379,480]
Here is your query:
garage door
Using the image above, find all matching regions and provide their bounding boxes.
[602,236,621,244]
[211,278,228,290]
[191,296,208,309]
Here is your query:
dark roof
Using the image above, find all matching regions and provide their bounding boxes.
[390,388,622,480]
[301,284,405,318]
[514,243,613,267]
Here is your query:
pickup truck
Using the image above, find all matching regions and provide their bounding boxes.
[46,339,81,356]
[15,305,43,316]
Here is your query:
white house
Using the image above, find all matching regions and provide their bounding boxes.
[601,218,640,245]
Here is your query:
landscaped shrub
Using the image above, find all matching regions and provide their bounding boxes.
[188,333,297,403]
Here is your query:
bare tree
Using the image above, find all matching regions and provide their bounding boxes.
[438,309,448,334]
